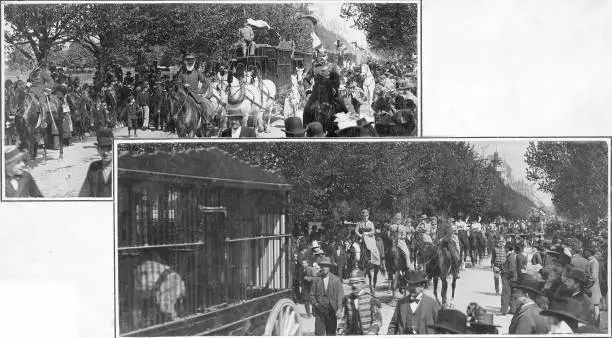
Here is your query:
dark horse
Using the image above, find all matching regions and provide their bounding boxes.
[168,85,216,138]
[469,231,486,266]
[458,229,470,268]
[352,234,385,294]
[15,88,64,160]
[414,232,459,307]
[380,226,410,300]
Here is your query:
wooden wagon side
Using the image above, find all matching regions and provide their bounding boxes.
[117,148,299,336]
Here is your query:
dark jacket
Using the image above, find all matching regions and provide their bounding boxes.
[333,249,347,268]
[136,90,150,107]
[220,127,256,138]
[571,291,597,326]
[123,103,139,120]
[531,251,543,266]
[309,273,344,313]
[508,302,549,334]
[503,252,518,281]
[516,252,527,274]
[387,293,440,334]
[78,160,112,197]
[5,172,43,198]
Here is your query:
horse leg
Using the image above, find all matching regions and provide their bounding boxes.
[441,278,448,307]
[433,277,439,303]
[451,276,457,300]
[372,267,378,291]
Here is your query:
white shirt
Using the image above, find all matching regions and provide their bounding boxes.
[102,165,112,183]
[409,292,423,313]
[9,178,19,191]
[231,126,242,138]
[323,275,329,290]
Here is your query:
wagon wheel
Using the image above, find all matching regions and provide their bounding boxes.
[263,298,301,336]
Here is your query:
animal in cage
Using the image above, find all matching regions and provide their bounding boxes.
[132,259,186,328]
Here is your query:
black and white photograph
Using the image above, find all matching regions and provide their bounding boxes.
[115,139,609,336]
[2,1,420,199]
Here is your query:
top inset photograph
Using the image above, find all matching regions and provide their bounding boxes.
[3,1,420,145]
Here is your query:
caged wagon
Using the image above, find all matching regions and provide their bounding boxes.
[116,147,301,336]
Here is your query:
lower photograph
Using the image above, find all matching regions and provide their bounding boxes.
[114,139,610,337]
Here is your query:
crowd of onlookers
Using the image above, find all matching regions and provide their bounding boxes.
[291,214,608,335]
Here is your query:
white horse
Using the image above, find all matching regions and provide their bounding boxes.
[207,73,229,136]
[361,64,376,113]
[227,74,277,133]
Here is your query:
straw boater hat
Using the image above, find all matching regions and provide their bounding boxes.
[540,298,589,324]
[427,309,468,334]
[226,112,245,119]
[5,145,27,165]
[348,269,366,283]
[404,270,428,285]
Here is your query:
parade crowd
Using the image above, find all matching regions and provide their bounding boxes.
[292,210,608,335]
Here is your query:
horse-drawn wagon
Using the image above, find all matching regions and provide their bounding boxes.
[117,147,301,336]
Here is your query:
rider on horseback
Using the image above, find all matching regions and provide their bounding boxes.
[416,214,434,244]
[302,48,349,125]
[387,212,414,270]
[175,53,210,106]
[27,60,55,128]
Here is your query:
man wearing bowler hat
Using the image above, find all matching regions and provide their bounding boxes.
[4,145,43,198]
[427,309,468,334]
[467,307,500,334]
[387,270,441,334]
[508,273,549,334]
[337,269,382,335]
[500,241,517,315]
[540,297,589,333]
[220,113,256,138]
[282,116,306,138]
[79,129,113,197]
[310,256,344,335]
[558,267,597,326]
[306,122,327,137]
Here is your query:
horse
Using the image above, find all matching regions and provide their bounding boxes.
[15,89,65,161]
[352,235,385,294]
[469,230,486,266]
[226,69,277,133]
[380,225,410,300]
[65,91,88,140]
[168,85,216,138]
[206,79,229,136]
[414,232,459,307]
[458,229,470,269]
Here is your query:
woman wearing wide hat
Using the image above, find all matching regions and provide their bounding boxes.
[387,270,441,334]
[540,297,589,333]
[4,145,43,198]
[426,309,468,334]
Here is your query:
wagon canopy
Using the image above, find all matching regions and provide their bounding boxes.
[118,147,291,191]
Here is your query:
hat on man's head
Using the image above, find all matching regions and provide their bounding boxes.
[282,117,306,136]
[469,311,500,329]
[565,267,588,286]
[185,53,196,59]
[510,273,543,296]
[4,145,27,165]
[227,112,244,119]
[306,122,326,137]
[316,256,336,267]
[540,297,589,324]
[404,270,427,285]
[546,245,572,265]
[427,309,468,334]
[348,269,366,283]
[95,128,114,147]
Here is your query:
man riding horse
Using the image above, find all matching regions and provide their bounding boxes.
[302,48,348,134]
[175,53,210,110]
[27,60,54,129]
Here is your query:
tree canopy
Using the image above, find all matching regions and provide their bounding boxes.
[525,141,608,223]
[340,3,418,57]
[118,142,536,227]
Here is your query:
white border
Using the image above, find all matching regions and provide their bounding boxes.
[2,0,422,202]
[113,137,611,338]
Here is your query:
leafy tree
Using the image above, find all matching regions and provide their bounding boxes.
[340,3,418,56]
[4,4,83,62]
[526,141,608,223]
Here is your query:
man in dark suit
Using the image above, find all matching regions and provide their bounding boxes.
[79,129,113,197]
[508,273,549,334]
[220,113,256,138]
[387,270,441,334]
[501,242,517,315]
[332,244,347,282]
[515,242,528,275]
[310,256,344,335]
[4,145,43,198]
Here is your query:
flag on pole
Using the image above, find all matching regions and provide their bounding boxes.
[247,18,271,29]
[311,31,322,50]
